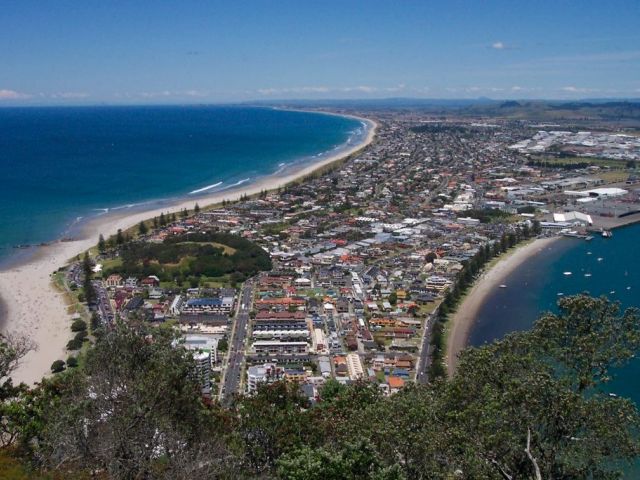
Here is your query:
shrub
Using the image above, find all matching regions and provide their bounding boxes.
[66,338,83,351]
[71,319,87,332]
[51,360,65,373]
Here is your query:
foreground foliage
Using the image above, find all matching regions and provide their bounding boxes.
[1,295,640,479]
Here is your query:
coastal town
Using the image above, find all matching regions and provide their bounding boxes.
[51,108,640,404]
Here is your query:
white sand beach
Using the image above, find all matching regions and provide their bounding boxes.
[1,116,377,385]
[446,236,561,376]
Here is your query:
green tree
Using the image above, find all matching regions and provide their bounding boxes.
[277,441,405,480]
[116,228,124,245]
[194,203,200,214]
[50,360,65,373]
[66,338,82,351]
[70,319,87,332]
[97,234,106,253]
[138,221,148,236]
[388,292,397,306]
[35,323,232,478]
[82,252,96,305]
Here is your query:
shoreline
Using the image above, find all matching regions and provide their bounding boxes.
[445,236,562,376]
[0,113,377,386]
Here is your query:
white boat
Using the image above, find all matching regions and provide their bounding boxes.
[563,271,572,276]
[499,284,507,289]
[597,257,604,262]
[584,273,592,277]
[602,230,613,238]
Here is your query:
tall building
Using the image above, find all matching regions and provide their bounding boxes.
[247,362,283,394]
[346,353,364,380]
[193,351,211,391]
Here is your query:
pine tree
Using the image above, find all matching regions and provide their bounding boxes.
[194,203,200,214]
[116,228,124,245]
[138,221,148,236]
[97,234,106,253]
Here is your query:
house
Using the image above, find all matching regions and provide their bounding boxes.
[141,275,160,287]
[105,274,123,288]
[387,376,405,394]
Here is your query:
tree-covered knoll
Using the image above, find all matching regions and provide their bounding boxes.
[103,231,272,282]
[1,295,640,479]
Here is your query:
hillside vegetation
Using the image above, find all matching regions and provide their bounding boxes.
[1,295,639,479]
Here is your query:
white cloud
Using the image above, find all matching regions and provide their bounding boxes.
[257,85,380,96]
[340,85,378,93]
[491,41,505,50]
[561,86,597,94]
[0,89,32,100]
[385,83,406,93]
[257,86,330,95]
[136,90,210,98]
[50,92,89,99]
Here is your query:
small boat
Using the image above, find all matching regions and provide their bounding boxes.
[627,286,632,290]
[499,284,507,289]
[587,251,592,255]
[563,271,572,276]
[610,290,616,295]
[602,230,613,238]
[597,257,604,262]
[557,292,564,296]
[584,273,592,277]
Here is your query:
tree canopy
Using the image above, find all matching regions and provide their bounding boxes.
[2,295,640,479]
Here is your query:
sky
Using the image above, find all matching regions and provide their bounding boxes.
[1,0,639,105]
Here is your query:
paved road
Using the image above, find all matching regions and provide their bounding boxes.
[92,280,114,327]
[415,311,436,384]
[220,280,254,405]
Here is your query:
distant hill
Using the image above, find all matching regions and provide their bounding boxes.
[245,98,640,126]
[499,100,521,108]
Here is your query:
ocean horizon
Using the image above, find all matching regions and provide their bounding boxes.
[0,105,367,267]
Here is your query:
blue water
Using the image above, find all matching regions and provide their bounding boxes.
[469,224,640,475]
[0,106,365,263]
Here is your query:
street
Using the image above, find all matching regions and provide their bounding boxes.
[220,279,254,405]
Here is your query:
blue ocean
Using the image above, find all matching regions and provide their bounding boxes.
[0,106,365,264]
[468,224,640,476]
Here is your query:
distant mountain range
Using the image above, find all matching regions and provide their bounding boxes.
[247,98,640,126]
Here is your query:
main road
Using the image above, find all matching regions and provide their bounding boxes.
[220,279,254,405]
